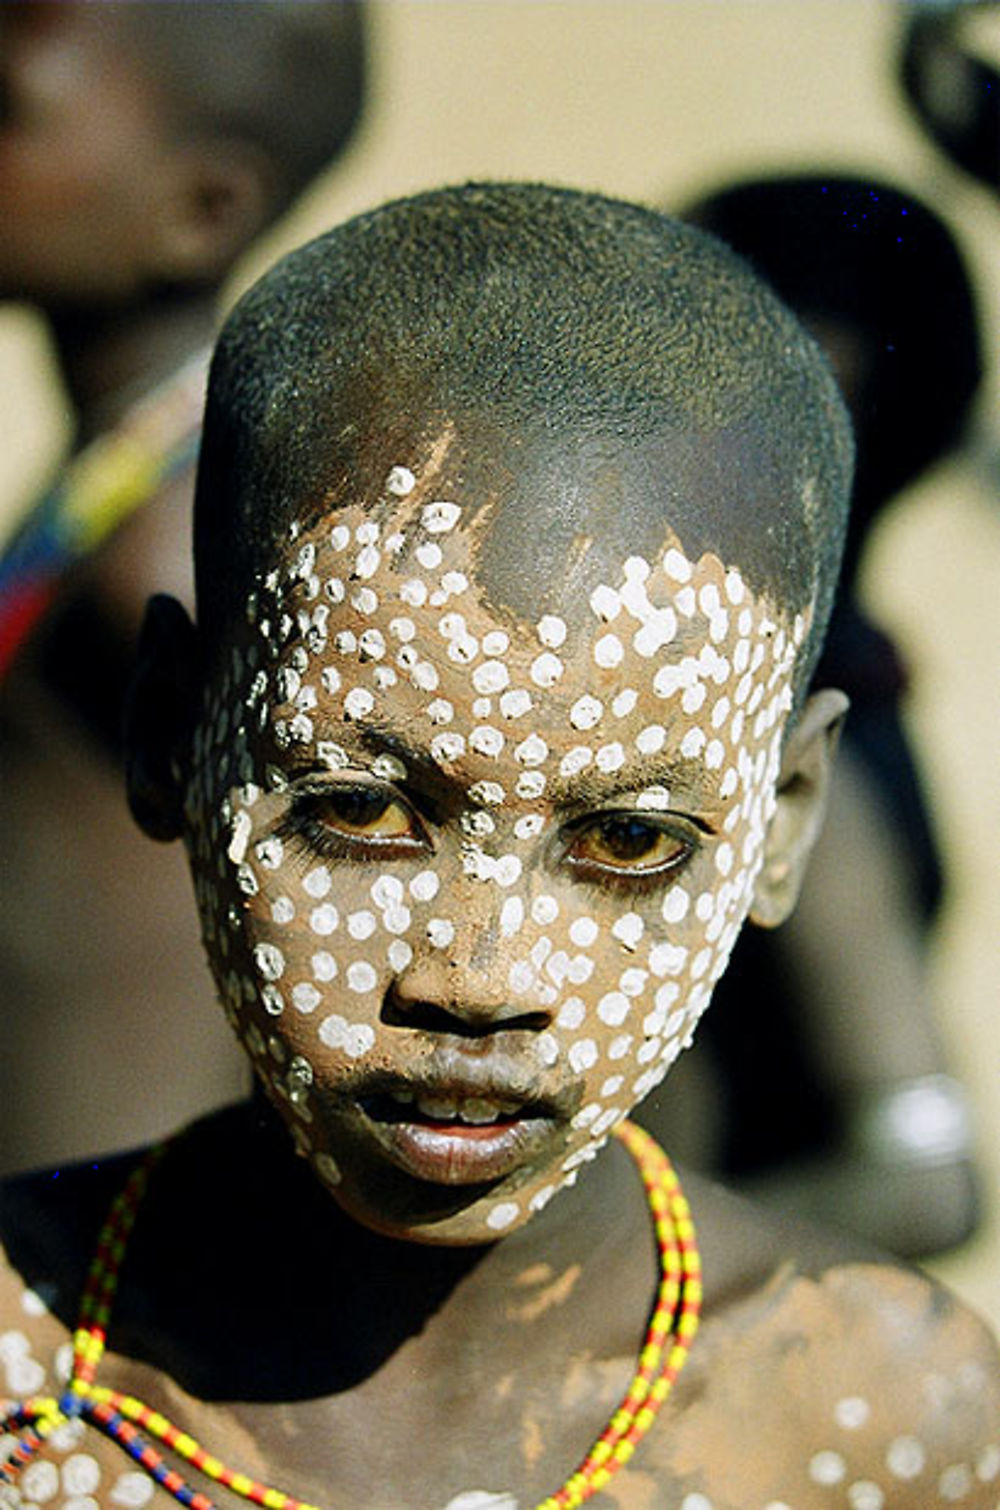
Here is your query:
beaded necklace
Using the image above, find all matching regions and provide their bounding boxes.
[0,1120,701,1509]
[0,348,209,680]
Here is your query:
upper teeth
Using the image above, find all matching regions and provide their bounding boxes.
[389,1091,513,1124]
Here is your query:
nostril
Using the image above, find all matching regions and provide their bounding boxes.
[381,996,458,1033]
[380,981,550,1037]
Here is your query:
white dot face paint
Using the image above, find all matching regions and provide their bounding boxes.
[184,462,806,1246]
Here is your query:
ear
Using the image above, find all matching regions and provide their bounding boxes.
[147,140,274,286]
[124,594,203,842]
[749,687,849,929]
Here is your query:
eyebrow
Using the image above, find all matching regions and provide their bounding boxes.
[547,759,723,818]
[354,725,465,812]
[354,723,723,820]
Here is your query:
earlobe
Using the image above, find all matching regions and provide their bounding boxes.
[749,687,849,929]
[124,594,203,842]
[150,141,273,286]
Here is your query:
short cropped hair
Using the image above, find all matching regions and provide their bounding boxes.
[194,182,853,699]
[115,0,366,215]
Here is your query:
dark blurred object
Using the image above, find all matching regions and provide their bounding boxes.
[900,2,1000,193]
[688,175,982,588]
[640,173,984,1259]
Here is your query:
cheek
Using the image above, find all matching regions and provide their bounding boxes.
[510,776,780,1167]
[205,824,472,1074]
[509,867,754,1111]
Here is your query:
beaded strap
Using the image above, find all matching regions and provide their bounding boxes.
[0,1121,700,1509]
[0,349,209,681]
[535,1121,702,1508]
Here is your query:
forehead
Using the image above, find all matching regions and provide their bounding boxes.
[230,459,808,805]
[239,412,810,638]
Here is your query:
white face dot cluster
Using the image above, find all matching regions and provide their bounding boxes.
[183,457,809,1237]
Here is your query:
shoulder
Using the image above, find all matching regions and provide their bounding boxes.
[647,1174,1000,1507]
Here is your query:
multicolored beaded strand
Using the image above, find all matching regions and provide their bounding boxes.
[535,1120,702,1509]
[0,348,209,680]
[0,1120,700,1509]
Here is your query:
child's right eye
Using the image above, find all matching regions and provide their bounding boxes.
[315,787,413,837]
[280,784,431,859]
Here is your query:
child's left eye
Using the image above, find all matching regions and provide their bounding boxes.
[566,814,694,883]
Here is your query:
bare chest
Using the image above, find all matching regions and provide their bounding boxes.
[4,1313,998,1510]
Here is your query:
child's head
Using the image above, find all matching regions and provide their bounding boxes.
[0,0,366,308]
[130,183,852,1245]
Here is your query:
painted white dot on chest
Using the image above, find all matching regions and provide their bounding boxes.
[844,1484,884,1510]
[834,1395,871,1431]
[593,633,624,668]
[530,651,563,688]
[938,1464,974,1501]
[886,1435,926,1480]
[473,660,510,695]
[62,1453,102,1496]
[976,1444,1000,1482]
[111,1470,157,1507]
[440,1492,519,1510]
[21,1461,60,1504]
[809,1450,846,1486]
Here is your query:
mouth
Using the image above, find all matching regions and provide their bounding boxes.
[358,1085,561,1185]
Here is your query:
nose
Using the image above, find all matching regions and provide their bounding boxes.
[382,914,552,1037]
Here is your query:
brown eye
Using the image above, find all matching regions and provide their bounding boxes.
[316,787,415,839]
[569,815,691,877]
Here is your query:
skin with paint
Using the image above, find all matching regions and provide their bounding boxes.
[183,441,812,1243]
[1,187,998,1507]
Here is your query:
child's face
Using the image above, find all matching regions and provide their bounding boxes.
[184,453,807,1244]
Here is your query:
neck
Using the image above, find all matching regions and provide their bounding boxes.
[48,291,217,445]
[126,1101,654,1405]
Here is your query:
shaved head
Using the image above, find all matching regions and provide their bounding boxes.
[194,183,853,700]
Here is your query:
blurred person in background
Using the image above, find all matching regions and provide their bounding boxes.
[900,0,999,203]
[0,0,366,1173]
[640,173,984,1258]
[900,1,1000,489]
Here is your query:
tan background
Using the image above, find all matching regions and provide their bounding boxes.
[1,1,997,1327]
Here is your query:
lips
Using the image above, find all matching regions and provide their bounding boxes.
[357,1080,564,1186]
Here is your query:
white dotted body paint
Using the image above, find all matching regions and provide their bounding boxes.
[809,1450,846,1486]
[440,1494,519,1510]
[846,1484,884,1510]
[886,1435,926,1480]
[185,472,807,1244]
